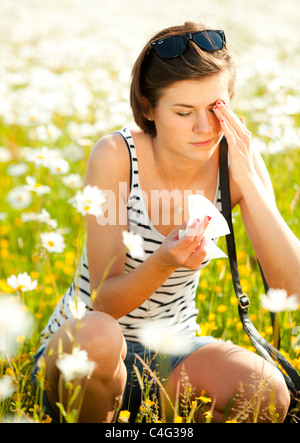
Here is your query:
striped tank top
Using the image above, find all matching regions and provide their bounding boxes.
[39,127,222,350]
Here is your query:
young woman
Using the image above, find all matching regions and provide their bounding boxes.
[33,22,299,423]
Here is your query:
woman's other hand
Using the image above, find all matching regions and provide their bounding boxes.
[154,216,211,271]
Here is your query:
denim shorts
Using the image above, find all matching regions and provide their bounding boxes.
[121,336,216,422]
[31,335,216,423]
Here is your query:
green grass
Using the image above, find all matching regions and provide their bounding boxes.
[0,69,299,422]
[0,126,299,422]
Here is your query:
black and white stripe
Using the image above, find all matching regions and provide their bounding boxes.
[39,127,222,349]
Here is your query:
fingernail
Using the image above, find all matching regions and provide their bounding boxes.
[216,100,222,106]
[206,216,211,221]
[196,218,201,223]
[220,119,224,123]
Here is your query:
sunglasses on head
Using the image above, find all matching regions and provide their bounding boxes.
[149,30,226,59]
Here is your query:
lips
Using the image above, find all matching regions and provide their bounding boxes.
[190,138,213,147]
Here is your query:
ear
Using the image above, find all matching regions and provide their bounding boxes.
[141,96,153,120]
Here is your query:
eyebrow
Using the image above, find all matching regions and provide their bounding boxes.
[172,101,218,108]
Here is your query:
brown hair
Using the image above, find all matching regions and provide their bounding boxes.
[130,22,236,137]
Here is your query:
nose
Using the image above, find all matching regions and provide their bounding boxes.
[193,112,213,135]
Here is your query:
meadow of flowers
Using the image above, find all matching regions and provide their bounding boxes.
[0,0,300,423]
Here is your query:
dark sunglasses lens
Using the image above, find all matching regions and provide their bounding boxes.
[193,31,224,51]
[153,35,186,58]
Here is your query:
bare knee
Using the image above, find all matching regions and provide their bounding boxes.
[45,311,126,387]
[74,311,126,379]
[233,362,290,423]
[263,370,290,422]
[44,311,127,422]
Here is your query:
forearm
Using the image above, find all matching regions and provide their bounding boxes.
[239,174,300,295]
[92,250,175,319]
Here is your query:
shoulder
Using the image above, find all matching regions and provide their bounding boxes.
[89,130,130,165]
[84,130,131,187]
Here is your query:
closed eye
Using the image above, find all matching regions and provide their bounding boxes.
[177,112,192,117]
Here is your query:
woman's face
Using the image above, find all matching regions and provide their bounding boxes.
[150,71,230,161]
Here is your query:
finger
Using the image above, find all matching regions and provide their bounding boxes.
[185,216,210,239]
[219,118,238,147]
[183,219,201,239]
[168,219,189,239]
[214,102,250,142]
[217,112,249,151]
[182,217,211,259]
[195,215,211,240]
[185,237,208,270]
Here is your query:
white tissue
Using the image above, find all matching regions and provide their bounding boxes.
[179,195,230,260]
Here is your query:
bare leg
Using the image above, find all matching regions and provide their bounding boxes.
[43,311,127,423]
[164,341,290,423]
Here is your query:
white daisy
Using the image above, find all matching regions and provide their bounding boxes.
[0,295,35,357]
[122,231,145,260]
[69,297,87,320]
[260,288,299,313]
[56,346,96,382]
[40,232,66,253]
[62,173,82,188]
[0,147,12,162]
[0,376,16,401]
[6,163,28,177]
[7,186,32,209]
[21,208,57,229]
[25,146,61,168]
[7,272,38,293]
[48,158,70,175]
[69,185,106,217]
[24,176,51,195]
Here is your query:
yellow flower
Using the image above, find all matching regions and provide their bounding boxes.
[240,279,250,292]
[119,410,131,423]
[16,335,26,344]
[44,286,54,295]
[63,265,74,275]
[144,398,155,407]
[30,271,40,280]
[42,415,52,424]
[54,260,64,269]
[217,304,228,313]
[174,416,183,423]
[0,239,9,248]
[44,274,56,284]
[203,410,213,421]
[195,395,211,404]
[265,326,273,336]
[0,225,8,235]
[238,264,251,276]
[197,293,206,302]
[236,321,243,331]
[65,251,76,266]
[0,279,15,294]
[230,296,238,306]
[237,250,247,262]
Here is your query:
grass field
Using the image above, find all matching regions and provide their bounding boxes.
[0,0,299,423]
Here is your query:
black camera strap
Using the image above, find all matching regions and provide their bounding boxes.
[219,136,300,395]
